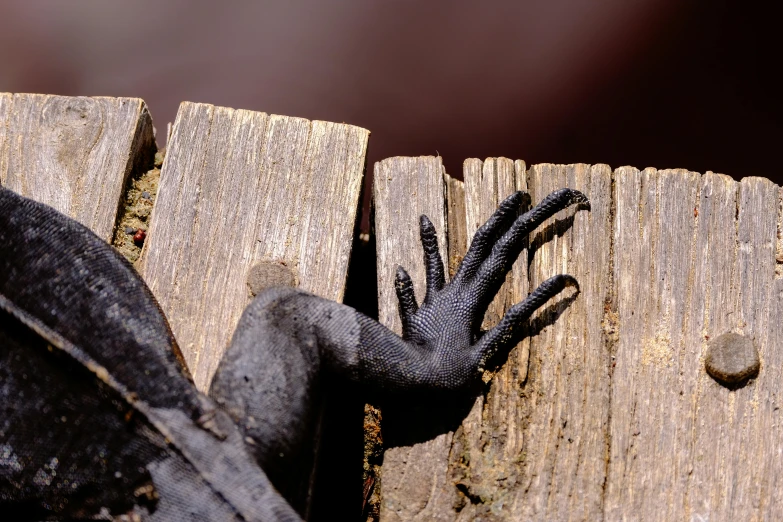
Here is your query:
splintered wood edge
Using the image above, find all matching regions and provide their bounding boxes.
[140,101,368,392]
[0,93,155,241]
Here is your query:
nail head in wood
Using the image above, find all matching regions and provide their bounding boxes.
[705,332,760,385]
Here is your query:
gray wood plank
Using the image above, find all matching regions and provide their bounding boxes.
[7,90,782,518]
[372,156,448,337]
[607,166,703,519]
[139,102,368,391]
[506,163,612,520]
[448,157,535,521]
[372,156,452,522]
[374,161,783,521]
[375,158,611,521]
[0,93,155,240]
[445,171,467,279]
[607,169,783,520]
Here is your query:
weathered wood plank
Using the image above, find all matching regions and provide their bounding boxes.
[5,90,781,518]
[374,159,610,520]
[607,167,701,518]
[0,93,155,240]
[139,102,368,391]
[445,171,467,279]
[607,169,783,520]
[373,156,448,336]
[508,163,611,519]
[374,161,783,520]
[372,156,452,521]
[690,175,780,519]
[448,157,532,521]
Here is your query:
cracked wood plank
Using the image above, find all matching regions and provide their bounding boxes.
[451,162,611,520]
[0,93,155,241]
[139,102,368,392]
[518,163,612,520]
[447,158,531,519]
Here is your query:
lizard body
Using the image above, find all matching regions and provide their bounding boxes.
[0,185,587,520]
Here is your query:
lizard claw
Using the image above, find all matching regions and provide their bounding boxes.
[398,188,588,386]
[475,274,580,368]
[395,264,418,330]
[419,214,446,301]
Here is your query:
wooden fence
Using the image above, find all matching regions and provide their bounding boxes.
[2,93,781,521]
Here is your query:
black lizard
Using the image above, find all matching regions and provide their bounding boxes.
[0,184,587,520]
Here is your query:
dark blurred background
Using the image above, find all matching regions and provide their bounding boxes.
[1,0,779,231]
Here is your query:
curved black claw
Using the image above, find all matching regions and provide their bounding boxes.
[391,188,588,390]
[469,188,588,313]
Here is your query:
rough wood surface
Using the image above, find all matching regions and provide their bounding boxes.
[372,156,453,521]
[139,102,368,391]
[374,160,611,520]
[373,159,783,521]
[4,91,782,519]
[0,93,155,240]
[518,163,612,520]
[444,172,467,279]
[607,169,783,521]
[448,158,534,519]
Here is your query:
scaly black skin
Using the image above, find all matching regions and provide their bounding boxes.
[0,185,587,520]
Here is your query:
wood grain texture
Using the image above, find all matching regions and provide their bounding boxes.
[445,172,467,279]
[450,157,535,521]
[373,156,448,338]
[4,90,781,518]
[372,156,454,521]
[519,163,612,520]
[607,169,783,521]
[373,160,612,520]
[138,102,368,391]
[0,93,155,240]
[371,162,782,521]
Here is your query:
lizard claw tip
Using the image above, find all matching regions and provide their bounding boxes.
[560,274,580,293]
[569,189,589,206]
[419,214,434,229]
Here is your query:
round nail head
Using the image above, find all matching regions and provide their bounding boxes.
[705,332,760,385]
